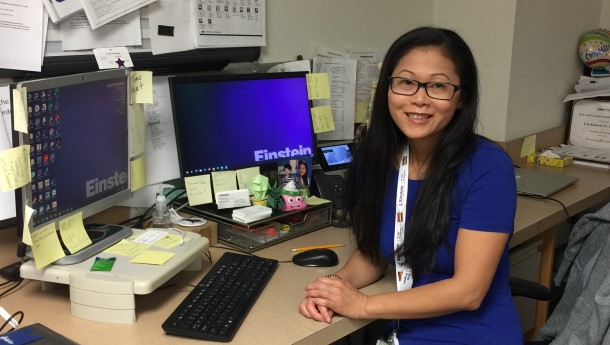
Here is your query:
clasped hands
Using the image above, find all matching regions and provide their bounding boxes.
[298,275,367,324]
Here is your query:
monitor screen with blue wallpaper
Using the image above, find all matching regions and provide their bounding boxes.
[169,72,316,177]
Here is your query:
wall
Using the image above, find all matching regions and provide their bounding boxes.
[259,1,604,143]
[508,0,601,140]
[259,1,433,64]
[432,0,517,141]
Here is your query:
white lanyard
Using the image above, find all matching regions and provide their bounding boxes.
[394,144,413,291]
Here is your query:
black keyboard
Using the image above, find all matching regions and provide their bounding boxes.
[162,252,278,342]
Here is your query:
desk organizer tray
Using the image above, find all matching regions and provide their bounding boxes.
[185,203,331,252]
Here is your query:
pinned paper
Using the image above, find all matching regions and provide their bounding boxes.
[306,73,331,100]
[130,250,175,265]
[184,174,213,206]
[129,103,145,158]
[12,88,28,134]
[130,71,153,104]
[130,157,147,192]
[310,105,335,133]
[103,239,150,257]
[236,166,260,191]
[58,212,92,254]
[92,47,134,70]
[0,145,31,192]
[31,223,66,270]
[211,170,237,193]
[520,135,536,158]
[21,205,34,246]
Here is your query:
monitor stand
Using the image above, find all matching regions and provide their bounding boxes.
[20,229,209,324]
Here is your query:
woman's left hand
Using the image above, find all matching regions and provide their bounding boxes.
[304,276,368,320]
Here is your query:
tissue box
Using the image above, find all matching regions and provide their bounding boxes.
[526,153,573,167]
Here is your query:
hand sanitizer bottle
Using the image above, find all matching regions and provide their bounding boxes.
[151,193,171,228]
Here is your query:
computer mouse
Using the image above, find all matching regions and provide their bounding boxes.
[292,248,339,267]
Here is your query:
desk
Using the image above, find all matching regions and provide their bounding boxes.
[0,163,608,344]
[509,163,610,338]
[0,226,394,345]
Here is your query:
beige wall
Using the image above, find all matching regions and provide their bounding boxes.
[432,0,517,141]
[260,1,433,63]
[259,0,605,142]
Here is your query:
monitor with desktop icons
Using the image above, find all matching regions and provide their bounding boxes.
[14,68,133,264]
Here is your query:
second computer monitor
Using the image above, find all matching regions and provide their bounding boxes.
[169,72,316,179]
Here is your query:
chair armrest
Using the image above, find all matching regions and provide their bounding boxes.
[509,276,551,301]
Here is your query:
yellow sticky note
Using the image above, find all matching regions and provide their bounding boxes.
[31,223,66,270]
[306,73,331,100]
[12,87,28,134]
[130,250,175,265]
[520,135,536,158]
[211,170,237,193]
[154,234,189,249]
[184,174,213,206]
[355,101,368,123]
[236,166,260,191]
[305,196,331,205]
[130,71,153,104]
[310,105,335,133]
[58,212,92,254]
[0,145,31,192]
[130,157,147,192]
[129,103,145,158]
[21,205,34,246]
[104,239,150,257]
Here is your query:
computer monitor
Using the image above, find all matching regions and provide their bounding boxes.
[14,69,133,264]
[169,72,316,189]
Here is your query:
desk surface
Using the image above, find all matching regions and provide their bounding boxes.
[0,226,394,345]
[0,163,608,345]
[511,163,610,248]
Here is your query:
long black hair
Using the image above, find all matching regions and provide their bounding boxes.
[345,26,480,274]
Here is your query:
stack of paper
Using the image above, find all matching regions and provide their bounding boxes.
[549,144,610,169]
[232,205,272,223]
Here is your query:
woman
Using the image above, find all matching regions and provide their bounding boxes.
[296,160,309,189]
[299,27,521,344]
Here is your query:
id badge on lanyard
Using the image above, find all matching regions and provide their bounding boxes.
[395,145,413,291]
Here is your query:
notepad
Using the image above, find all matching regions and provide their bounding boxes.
[232,205,272,223]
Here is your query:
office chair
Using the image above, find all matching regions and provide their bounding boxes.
[509,277,552,345]
[510,202,610,345]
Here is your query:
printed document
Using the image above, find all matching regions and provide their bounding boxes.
[80,0,157,30]
[60,10,142,50]
[195,0,265,47]
[313,56,357,141]
[0,86,16,222]
[0,0,44,72]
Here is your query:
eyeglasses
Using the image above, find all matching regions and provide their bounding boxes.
[388,77,461,100]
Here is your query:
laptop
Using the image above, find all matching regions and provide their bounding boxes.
[515,168,579,197]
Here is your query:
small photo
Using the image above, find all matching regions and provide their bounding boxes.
[277,156,312,190]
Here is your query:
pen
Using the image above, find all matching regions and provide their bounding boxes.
[290,244,345,252]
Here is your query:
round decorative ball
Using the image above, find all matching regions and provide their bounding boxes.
[579,28,610,68]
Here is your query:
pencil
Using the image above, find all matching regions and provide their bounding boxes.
[290,244,344,252]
